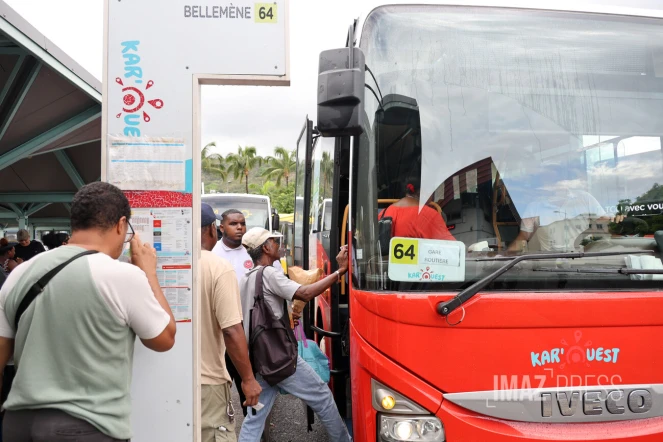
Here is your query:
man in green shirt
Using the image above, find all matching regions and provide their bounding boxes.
[0,182,176,441]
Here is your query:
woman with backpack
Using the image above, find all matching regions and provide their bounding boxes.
[237,227,351,442]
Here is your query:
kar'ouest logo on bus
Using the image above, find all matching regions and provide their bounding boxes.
[531,330,621,368]
[115,40,165,136]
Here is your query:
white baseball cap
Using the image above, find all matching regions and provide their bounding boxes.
[242,227,283,250]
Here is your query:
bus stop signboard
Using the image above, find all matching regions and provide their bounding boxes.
[103,1,289,441]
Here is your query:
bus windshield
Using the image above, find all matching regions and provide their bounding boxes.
[203,195,270,230]
[354,5,663,292]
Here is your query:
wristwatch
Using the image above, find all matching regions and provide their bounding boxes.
[334,269,346,283]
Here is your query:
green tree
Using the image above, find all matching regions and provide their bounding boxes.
[225,146,262,194]
[249,181,295,213]
[249,180,276,196]
[262,147,296,187]
[636,183,663,203]
[269,182,295,213]
[321,151,334,198]
[201,142,226,179]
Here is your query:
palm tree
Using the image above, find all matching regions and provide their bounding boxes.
[225,146,262,194]
[262,147,296,187]
[201,142,226,181]
[249,180,276,196]
[321,151,334,198]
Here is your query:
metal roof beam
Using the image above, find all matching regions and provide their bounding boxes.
[0,47,24,55]
[25,202,51,217]
[63,203,72,214]
[0,53,25,110]
[6,203,22,215]
[28,217,71,224]
[55,151,85,189]
[30,138,102,157]
[0,60,41,142]
[0,105,100,170]
[0,192,75,203]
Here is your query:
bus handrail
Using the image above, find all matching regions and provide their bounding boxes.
[311,324,342,338]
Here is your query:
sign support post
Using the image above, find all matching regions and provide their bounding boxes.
[103,2,289,440]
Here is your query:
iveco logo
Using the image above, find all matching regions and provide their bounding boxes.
[541,389,652,418]
[444,384,663,423]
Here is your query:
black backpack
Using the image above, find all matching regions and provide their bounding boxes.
[248,267,298,386]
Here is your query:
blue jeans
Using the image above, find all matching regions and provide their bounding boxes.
[238,355,351,442]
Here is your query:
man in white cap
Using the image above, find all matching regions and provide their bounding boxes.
[212,209,283,424]
[238,227,351,442]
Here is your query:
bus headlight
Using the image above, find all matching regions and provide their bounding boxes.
[380,415,445,441]
[372,379,428,414]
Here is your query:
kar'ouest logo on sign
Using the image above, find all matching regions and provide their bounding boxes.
[115,40,165,136]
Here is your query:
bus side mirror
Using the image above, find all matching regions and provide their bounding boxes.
[272,212,280,232]
[317,47,365,137]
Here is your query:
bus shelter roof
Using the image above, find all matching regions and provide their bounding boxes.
[0,0,101,230]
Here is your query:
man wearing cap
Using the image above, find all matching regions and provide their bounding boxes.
[212,208,282,421]
[238,227,352,442]
[200,204,261,442]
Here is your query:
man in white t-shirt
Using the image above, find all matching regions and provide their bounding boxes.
[212,209,284,282]
[212,210,255,281]
[0,182,176,441]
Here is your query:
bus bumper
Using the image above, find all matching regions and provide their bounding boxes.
[350,322,663,442]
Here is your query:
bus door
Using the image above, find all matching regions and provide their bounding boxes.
[294,117,314,327]
[295,116,352,421]
[309,133,352,421]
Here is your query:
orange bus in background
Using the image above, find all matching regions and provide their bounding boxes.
[293,3,663,441]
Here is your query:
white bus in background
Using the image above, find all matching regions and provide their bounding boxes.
[201,193,278,232]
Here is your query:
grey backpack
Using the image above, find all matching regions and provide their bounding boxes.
[248,267,298,386]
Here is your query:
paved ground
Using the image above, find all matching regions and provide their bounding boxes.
[231,384,330,442]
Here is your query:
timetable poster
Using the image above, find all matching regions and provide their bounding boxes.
[152,207,193,322]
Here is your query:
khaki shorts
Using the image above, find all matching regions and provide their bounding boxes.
[201,382,236,442]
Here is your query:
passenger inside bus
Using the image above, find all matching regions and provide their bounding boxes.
[380,178,455,241]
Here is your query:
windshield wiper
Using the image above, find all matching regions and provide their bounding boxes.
[437,250,656,317]
[534,267,663,275]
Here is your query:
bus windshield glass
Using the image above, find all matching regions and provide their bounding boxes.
[203,195,270,230]
[353,5,663,292]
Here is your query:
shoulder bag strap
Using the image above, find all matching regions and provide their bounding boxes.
[248,266,267,365]
[253,266,266,302]
[14,250,98,330]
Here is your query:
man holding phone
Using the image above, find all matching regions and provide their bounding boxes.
[0,182,176,442]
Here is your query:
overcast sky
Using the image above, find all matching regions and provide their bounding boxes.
[6,0,663,157]
[4,0,361,158]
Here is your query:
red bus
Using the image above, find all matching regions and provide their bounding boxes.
[294,3,663,441]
